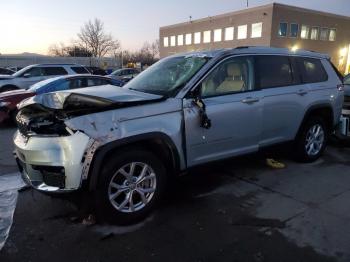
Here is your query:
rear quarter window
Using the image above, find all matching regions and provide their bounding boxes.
[296,57,328,83]
[43,67,68,76]
[255,55,294,89]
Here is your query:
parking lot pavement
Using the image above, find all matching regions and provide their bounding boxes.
[0,124,18,175]
[0,126,350,261]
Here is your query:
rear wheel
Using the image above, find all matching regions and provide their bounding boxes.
[295,117,328,162]
[95,149,167,224]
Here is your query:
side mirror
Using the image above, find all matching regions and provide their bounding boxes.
[23,73,31,78]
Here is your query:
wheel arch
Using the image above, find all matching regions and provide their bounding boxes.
[296,103,334,139]
[87,132,181,191]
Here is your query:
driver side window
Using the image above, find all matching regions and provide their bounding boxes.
[21,67,43,77]
[200,56,254,97]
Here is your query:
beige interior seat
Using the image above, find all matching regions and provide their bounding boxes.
[216,63,244,93]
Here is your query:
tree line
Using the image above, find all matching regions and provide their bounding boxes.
[49,18,159,66]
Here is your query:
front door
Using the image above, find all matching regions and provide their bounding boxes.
[184,56,263,167]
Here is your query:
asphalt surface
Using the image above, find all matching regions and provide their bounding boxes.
[1,123,350,262]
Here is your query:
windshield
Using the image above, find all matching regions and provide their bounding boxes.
[110,69,122,76]
[125,55,210,96]
[28,77,61,91]
[12,66,32,77]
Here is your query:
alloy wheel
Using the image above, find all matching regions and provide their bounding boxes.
[108,162,157,213]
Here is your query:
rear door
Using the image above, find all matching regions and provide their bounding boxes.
[184,55,263,166]
[42,67,68,80]
[256,55,309,146]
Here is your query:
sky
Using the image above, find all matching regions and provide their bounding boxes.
[0,0,349,55]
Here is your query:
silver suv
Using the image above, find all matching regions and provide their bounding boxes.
[13,47,344,223]
[0,64,89,92]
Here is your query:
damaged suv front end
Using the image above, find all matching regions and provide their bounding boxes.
[13,85,171,192]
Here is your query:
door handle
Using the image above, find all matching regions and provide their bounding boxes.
[297,89,308,96]
[241,97,259,104]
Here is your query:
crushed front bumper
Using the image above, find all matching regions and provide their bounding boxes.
[13,131,90,193]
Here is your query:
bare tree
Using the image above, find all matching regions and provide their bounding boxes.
[49,43,92,57]
[78,18,120,58]
[48,43,68,57]
[150,39,160,59]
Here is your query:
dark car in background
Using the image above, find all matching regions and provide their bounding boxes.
[86,66,107,76]
[0,75,124,124]
[109,68,140,83]
[0,68,15,75]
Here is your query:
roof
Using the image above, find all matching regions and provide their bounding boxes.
[31,64,85,66]
[160,2,350,30]
[170,46,329,59]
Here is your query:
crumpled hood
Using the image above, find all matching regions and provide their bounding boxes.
[0,75,14,80]
[18,84,164,112]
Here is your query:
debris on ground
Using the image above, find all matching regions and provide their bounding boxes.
[266,158,286,169]
[82,214,96,226]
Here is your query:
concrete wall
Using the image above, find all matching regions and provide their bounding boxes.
[159,4,274,58]
[0,56,121,69]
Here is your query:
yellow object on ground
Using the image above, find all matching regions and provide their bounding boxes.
[266,158,286,169]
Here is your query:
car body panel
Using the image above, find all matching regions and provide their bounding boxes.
[14,131,90,191]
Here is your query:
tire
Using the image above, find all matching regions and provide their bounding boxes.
[294,117,328,163]
[94,148,167,224]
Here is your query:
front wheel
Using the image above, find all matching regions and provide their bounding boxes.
[95,149,167,224]
[294,117,328,162]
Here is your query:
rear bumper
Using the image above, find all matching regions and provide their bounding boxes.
[13,131,91,193]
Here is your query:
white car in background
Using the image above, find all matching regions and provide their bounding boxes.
[0,64,90,92]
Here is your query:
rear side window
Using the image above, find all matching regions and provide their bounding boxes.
[255,56,293,89]
[43,67,68,76]
[71,67,89,74]
[296,57,328,83]
[87,78,109,87]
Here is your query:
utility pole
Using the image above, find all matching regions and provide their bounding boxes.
[246,0,249,7]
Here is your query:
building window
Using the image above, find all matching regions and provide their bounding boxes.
[194,32,201,44]
[329,29,336,41]
[251,22,262,38]
[320,28,329,41]
[225,27,234,41]
[177,35,184,46]
[163,37,169,47]
[186,33,192,45]
[278,22,287,37]
[203,30,211,43]
[310,27,319,40]
[301,25,310,39]
[214,29,222,42]
[170,36,176,46]
[237,25,247,39]
[290,23,299,38]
